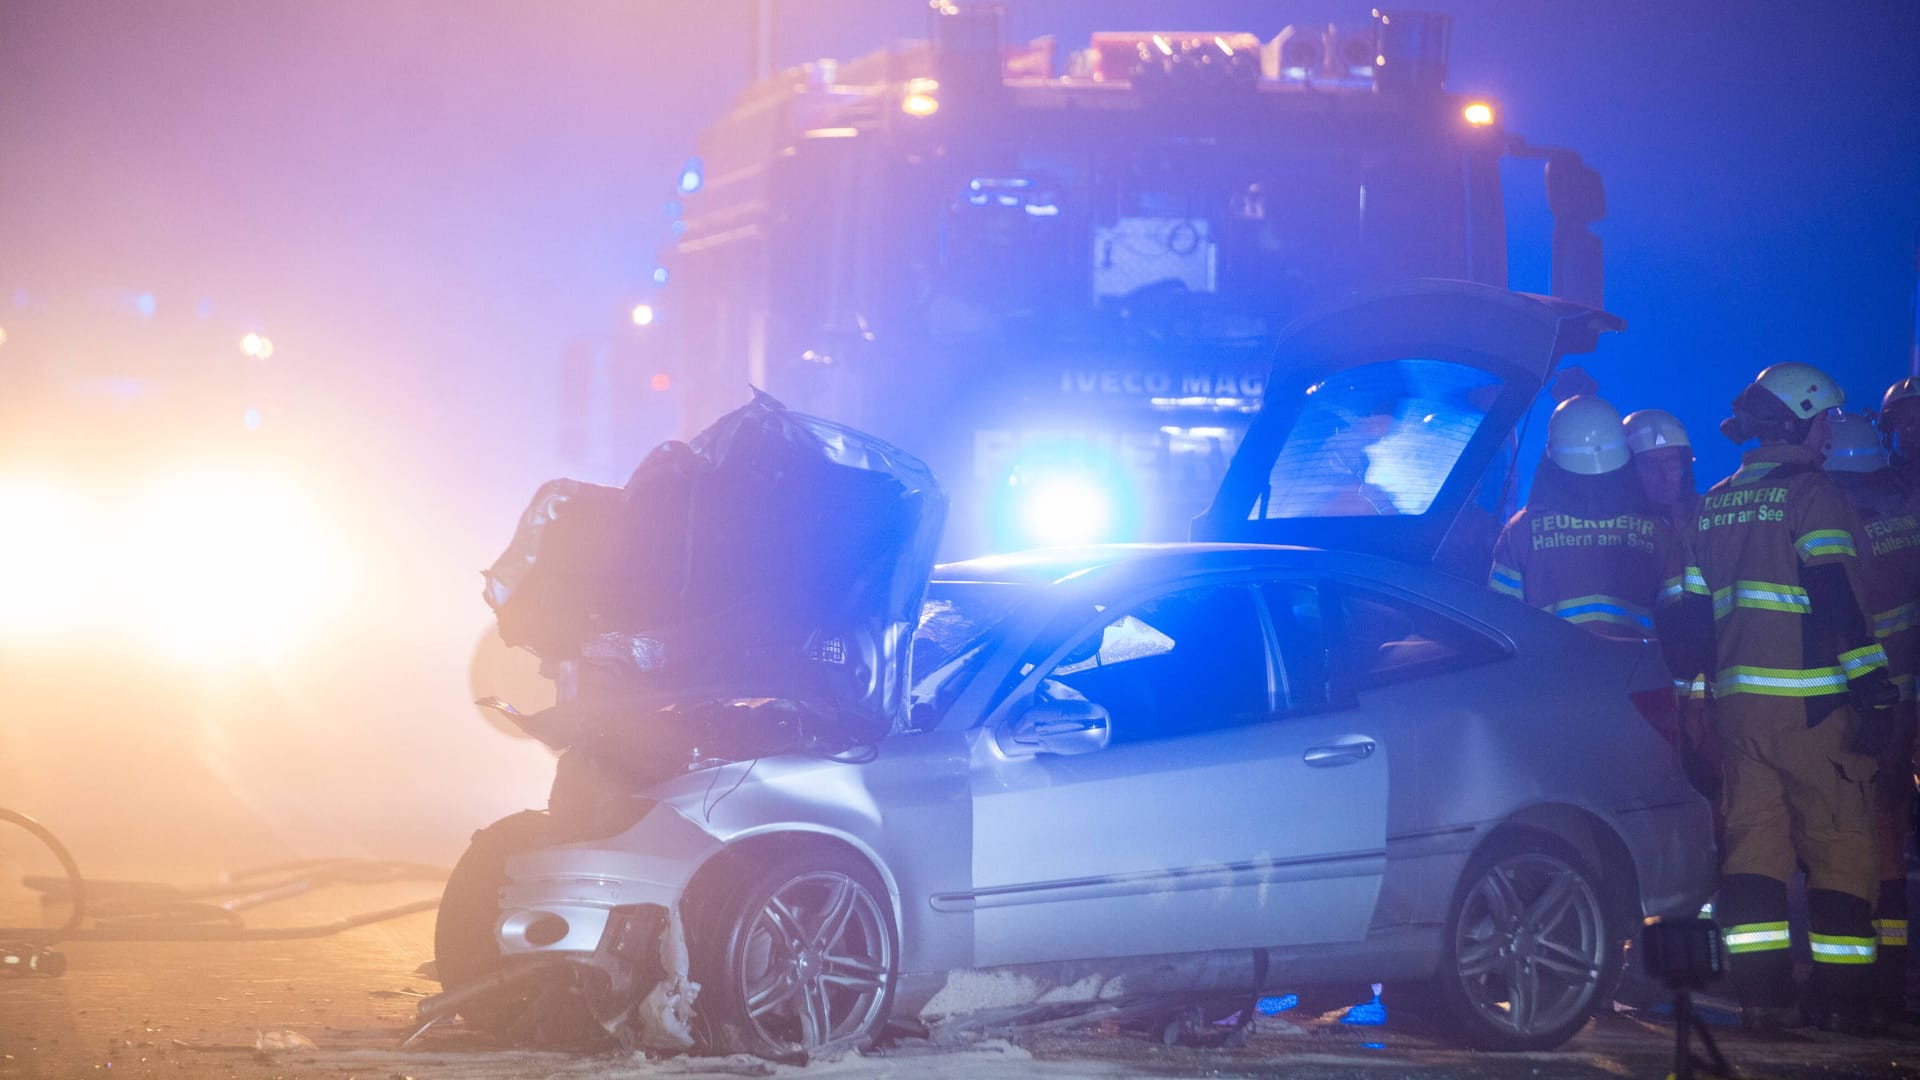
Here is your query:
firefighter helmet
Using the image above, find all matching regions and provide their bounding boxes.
[1884,377,1920,416]
[1547,395,1630,475]
[1823,410,1887,473]
[1621,409,1692,455]
[1753,362,1845,419]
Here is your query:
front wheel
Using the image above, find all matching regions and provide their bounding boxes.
[1430,832,1618,1051]
[688,846,897,1058]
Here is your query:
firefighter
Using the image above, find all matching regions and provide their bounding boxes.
[1825,409,1920,1023]
[1489,396,1688,650]
[1623,408,1699,533]
[1623,408,1720,800]
[1690,362,1899,1032]
[1883,378,1920,501]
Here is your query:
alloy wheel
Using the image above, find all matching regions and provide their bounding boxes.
[734,869,892,1052]
[1451,851,1607,1037]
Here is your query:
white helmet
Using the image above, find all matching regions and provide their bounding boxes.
[1823,410,1888,473]
[1754,362,1845,419]
[1621,409,1692,456]
[1548,395,1630,476]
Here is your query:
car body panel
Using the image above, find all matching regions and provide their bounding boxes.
[961,703,1389,966]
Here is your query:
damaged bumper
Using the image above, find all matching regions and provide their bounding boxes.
[432,805,725,1051]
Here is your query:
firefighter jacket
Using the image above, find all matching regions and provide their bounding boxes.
[1688,444,1891,721]
[1830,469,1920,702]
[1489,501,1685,642]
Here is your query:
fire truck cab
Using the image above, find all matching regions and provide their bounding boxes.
[659,6,1606,557]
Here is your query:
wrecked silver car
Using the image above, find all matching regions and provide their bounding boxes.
[433,281,1714,1060]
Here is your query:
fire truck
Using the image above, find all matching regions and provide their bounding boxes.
[653,6,1607,557]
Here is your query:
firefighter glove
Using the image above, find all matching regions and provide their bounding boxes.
[1849,671,1899,757]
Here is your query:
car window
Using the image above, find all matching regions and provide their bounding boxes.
[1338,587,1506,684]
[1260,357,1503,518]
[1260,582,1333,711]
[1042,584,1269,744]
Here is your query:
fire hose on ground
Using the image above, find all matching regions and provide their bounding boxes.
[1,805,446,977]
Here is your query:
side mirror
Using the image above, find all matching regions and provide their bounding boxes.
[1004,696,1111,756]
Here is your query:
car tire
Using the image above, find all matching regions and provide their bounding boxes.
[1429,831,1619,1051]
[433,810,553,1031]
[687,844,898,1059]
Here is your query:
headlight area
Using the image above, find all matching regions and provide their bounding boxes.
[0,466,355,665]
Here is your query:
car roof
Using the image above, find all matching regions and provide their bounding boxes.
[932,542,1320,586]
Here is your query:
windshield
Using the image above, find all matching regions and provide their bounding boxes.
[912,580,1035,683]
[922,141,1469,346]
[1262,357,1504,518]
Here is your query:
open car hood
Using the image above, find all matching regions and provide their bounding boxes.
[483,391,946,751]
[1192,279,1623,570]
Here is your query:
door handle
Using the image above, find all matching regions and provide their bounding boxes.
[1303,738,1376,766]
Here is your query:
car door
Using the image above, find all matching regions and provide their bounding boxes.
[955,576,1389,968]
[1193,279,1624,573]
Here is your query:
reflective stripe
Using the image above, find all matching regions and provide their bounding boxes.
[1724,921,1792,953]
[1876,919,1909,947]
[1809,933,1876,964]
[1875,603,1917,637]
[1659,576,1687,604]
[1684,568,1710,596]
[1546,593,1652,631]
[1688,675,1709,700]
[1716,664,1848,697]
[1489,564,1523,599]
[1839,644,1889,679]
[1796,528,1858,560]
[1711,580,1811,618]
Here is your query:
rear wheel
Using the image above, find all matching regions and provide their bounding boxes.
[688,845,897,1058]
[1431,832,1617,1050]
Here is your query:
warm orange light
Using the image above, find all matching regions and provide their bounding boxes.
[1463,102,1495,126]
[630,303,655,327]
[901,77,940,118]
[0,325,8,348]
[650,372,672,392]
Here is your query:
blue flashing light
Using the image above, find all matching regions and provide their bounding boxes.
[243,408,262,431]
[651,266,670,287]
[134,292,157,318]
[678,156,703,194]
[669,220,687,236]
[989,441,1140,551]
[1256,994,1298,1015]
[1363,1042,1386,1050]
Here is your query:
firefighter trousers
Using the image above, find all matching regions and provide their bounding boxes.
[1717,700,1879,1012]
[1872,705,1918,1014]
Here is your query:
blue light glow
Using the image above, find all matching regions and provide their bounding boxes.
[243,408,262,431]
[134,292,157,318]
[678,157,703,194]
[989,440,1140,551]
[652,266,669,287]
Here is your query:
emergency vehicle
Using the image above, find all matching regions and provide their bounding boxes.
[650,5,1608,555]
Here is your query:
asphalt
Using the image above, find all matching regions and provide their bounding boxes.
[5,880,1920,1080]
